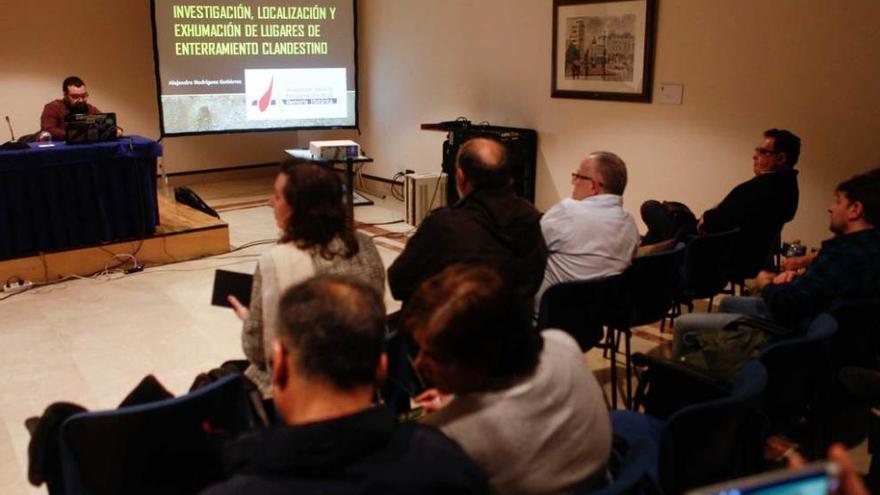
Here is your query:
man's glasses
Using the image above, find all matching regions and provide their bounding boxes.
[755,147,779,156]
[571,172,593,181]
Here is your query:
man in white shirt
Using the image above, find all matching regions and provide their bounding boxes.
[537,151,640,305]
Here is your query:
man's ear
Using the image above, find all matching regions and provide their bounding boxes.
[271,339,289,388]
[775,152,788,169]
[848,200,865,221]
[375,352,388,385]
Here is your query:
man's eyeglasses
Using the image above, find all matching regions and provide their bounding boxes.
[755,147,780,156]
[571,172,593,181]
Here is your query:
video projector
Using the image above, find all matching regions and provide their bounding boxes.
[309,140,361,160]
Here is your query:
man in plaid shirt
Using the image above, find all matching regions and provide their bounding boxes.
[674,168,880,355]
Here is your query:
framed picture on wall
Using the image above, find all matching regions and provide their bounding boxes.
[551,0,657,102]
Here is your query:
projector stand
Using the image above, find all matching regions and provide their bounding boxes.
[284,149,374,217]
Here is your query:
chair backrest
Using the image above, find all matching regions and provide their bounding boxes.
[829,299,880,370]
[536,274,628,351]
[680,228,740,301]
[60,373,254,495]
[628,243,685,327]
[582,437,654,495]
[658,360,767,494]
[758,313,838,431]
[728,224,786,282]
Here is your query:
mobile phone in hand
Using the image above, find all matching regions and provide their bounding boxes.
[686,462,839,495]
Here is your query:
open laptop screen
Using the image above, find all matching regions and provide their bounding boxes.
[65,113,118,144]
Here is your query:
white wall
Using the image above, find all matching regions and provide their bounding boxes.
[2,0,879,246]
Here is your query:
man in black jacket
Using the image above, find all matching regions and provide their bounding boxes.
[641,129,800,277]
[388,137,547,304]
[699,128,800,278]
[201,275,488,495]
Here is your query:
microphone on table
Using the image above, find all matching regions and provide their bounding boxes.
[6,115,16,141]
[2,116,32,150]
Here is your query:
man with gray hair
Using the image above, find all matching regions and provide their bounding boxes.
[536,151,640,304]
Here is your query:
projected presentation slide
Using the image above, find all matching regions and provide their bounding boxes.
[150,0,358,136]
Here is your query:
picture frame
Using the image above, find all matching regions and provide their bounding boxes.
[551,0,657,102]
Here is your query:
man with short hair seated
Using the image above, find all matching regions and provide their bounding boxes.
[642,129,800,276]
[388,137,547,305]
[405,264,611,495]
[674,168,880,357]
[38,76,122,141]
[537,150,639,305]
[202,275,488,495]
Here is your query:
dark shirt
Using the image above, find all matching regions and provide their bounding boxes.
[762,228,880,329]
[388,185,547,303]
[40,99,101,140]
[200,406,489,495]
[702,169,799,277]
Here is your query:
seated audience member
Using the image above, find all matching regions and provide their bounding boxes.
[38,76,122,141]
[203,275,488,495]
[674,168,880,356]
[404,265,611,495]
[642,129,800,276]
[387,137,547,304]
[537,151,639,304]
[228,160,384,396]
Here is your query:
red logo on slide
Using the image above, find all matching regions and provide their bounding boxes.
[258,77,274,112]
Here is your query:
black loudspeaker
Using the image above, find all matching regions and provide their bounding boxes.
[440,124,538,204]
[174,186,220,218]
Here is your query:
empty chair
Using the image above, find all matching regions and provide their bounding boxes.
[537,274,630,408]
[669,228,740,326]
[758,313,838,457]
[829,299,880,370]
[628,243,685,333]
[60,373,254,495]
[808,299,880,456]
[612,360,768,495]
[728,225,786,289]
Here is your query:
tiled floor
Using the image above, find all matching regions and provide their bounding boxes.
[0,182,427,495]
[0,178,867,494]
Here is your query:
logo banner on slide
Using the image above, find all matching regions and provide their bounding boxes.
[245,68,347,121]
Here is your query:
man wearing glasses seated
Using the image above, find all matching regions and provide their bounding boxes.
[37,76,122,141]
[641,129,800,276]
[536,150,639,305]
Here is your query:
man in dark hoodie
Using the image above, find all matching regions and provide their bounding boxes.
[201,275,488,495]
[388,137,547,305]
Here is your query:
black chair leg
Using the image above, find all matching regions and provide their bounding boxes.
[609,335,618,410]
[625,330,633,410]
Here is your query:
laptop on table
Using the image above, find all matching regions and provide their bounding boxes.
[65,113,119,144]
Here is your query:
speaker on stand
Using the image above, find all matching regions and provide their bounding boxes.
[422,119,538,205]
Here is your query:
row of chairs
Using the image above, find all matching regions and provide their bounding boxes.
[535,228,743,409]
[596,299,880,495]
[593,314,836,495]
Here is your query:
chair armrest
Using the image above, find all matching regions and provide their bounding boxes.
[633,352,731,418]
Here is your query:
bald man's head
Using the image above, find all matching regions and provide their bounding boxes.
[455,138,511,194]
